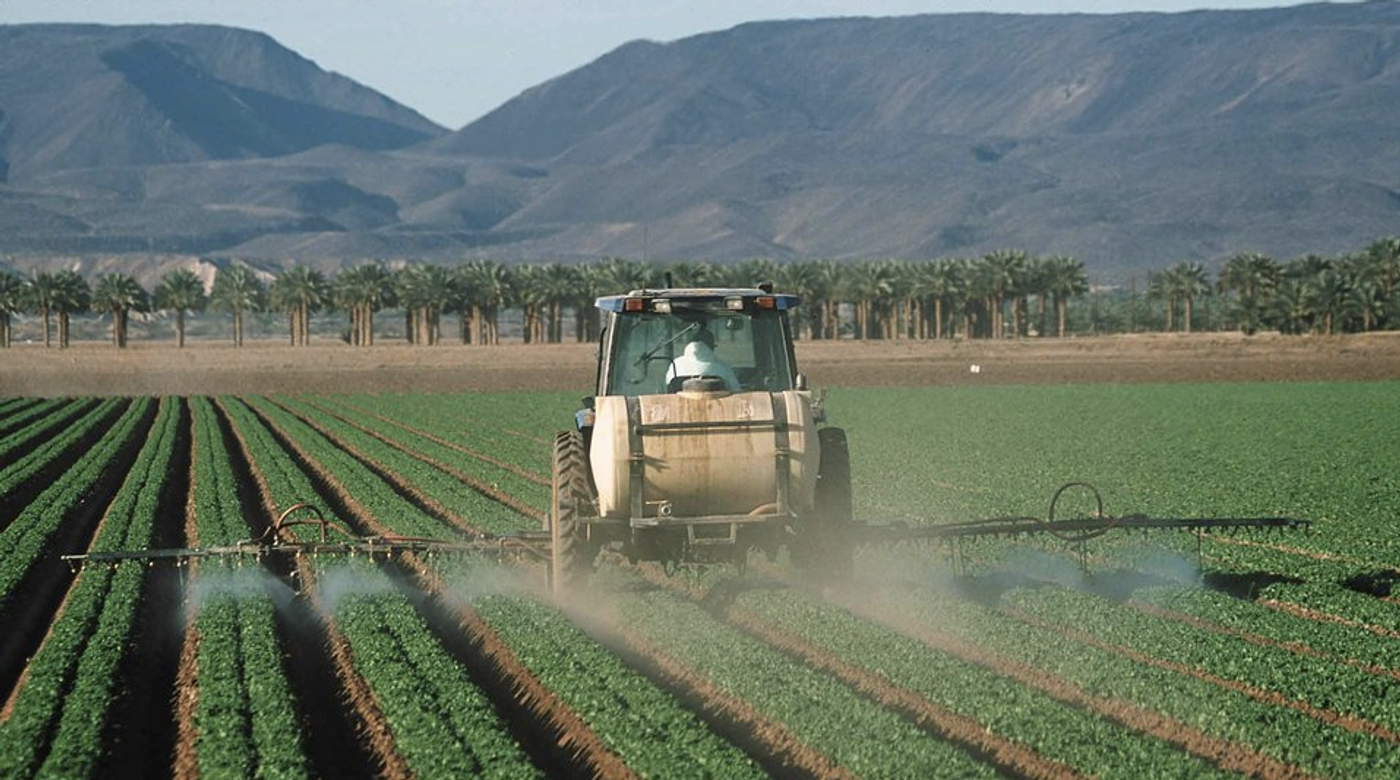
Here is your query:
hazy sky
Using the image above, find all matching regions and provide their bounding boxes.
[0,0,1347,129]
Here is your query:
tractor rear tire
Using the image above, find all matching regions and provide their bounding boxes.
[812,426,854,580]
[550,430,594,594]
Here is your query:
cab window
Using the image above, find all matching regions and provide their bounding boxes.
[605,305,793,395]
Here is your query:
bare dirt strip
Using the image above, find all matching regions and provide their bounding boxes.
[172,446,202,780]
[5,331,1400,397]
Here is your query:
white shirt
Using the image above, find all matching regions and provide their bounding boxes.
[666,341,741,391]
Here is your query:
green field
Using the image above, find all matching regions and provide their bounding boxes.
[0,381,1397,779]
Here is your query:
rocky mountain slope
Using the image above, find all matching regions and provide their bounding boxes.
[2,5,1398,280]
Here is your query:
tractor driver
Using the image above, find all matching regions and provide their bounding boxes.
[665,325,741,392]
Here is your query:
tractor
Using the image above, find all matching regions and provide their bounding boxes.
[547,283,851,590]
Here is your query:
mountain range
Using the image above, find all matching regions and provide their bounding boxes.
[2,3,1399,282]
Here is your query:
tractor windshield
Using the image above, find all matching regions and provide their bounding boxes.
[605,304,794,396]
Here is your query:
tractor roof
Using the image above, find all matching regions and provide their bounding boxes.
[596,287,800,313]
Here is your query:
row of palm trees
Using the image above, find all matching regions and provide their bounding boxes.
[1143,238,1400,336]
[0,238,1396,348]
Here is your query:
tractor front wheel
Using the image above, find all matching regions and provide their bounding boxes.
[549,430,594,593]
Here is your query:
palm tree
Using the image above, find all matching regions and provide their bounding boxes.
[1219,252,1278,335]
[91,273,149,348]
[1269,276,1312,335]
[845,260,897,340]
[957,258,990,338]
[50,270,90,348]
[334,263,394,346]
[413,264,455,345]
[1172,261,1211,334]
[508,264,543,344]
[1045,255,1088,338]
[809,260,846,339]
[1363,236,1399,301]
[979,250,1027,339]
[154,268,208,348]
[725,258,782,290]
[541,263,581,343]
[25,271,60,348]
[270,265,331,346]
[394,264,453,346]
[456,260,511,345]
[1307,267,1350,336]
[775,260,821,340]
[1146,269,1177,332]
[0,271,24,348]
[210,263,266,347]
[1340,275,1385,333]
[593,257,654,295]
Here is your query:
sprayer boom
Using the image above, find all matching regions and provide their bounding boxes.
[62,486,1307,575]
[61,503,551,569]
[851,482,1308,571]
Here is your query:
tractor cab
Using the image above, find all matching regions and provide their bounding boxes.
[594,287,802,398]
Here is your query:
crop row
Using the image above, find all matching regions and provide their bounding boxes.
[465,583,766,780]
[310,395,551,515]
[184,397,309,780]
[265,397,819,779]
[0,398,177,779]
[0,398,113,503]
[221,396,542,778]
[831,382,1400,579]
[268,396,536,532]
[731,585,1241,780]
[1131,585,1400,677]
[0,398,72,448]
[849,580,1400,779]
[330,393,557,478]
[1006,585,1400,737]
[0,398,147,607]
[601,567,1003,779]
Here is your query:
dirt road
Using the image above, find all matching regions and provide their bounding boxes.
[3,332,1399,397]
